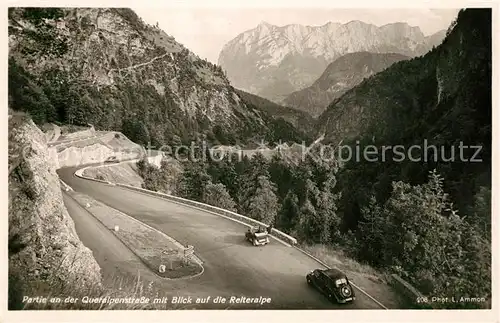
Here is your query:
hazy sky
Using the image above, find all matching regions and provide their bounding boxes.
[132,8,460,63]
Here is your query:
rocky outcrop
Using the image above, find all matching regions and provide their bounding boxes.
[48,130,145,168]
[8,114,102,309]
[8,8,298,146]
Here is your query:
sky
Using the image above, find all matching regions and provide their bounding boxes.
[132,8,460,63]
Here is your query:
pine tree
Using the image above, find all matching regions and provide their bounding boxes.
[315,173,342,244]
[202,181,237,212]
[246,175,279,224]
[268,154,294,200]
[177,162,211,201]
[294,198,318,242]
[160,158,180,194]
[358,196,387,265]
[277,190,299,232]
[467,186,491,233]
[238,153,269,213]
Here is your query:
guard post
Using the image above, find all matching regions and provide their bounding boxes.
[183,245,194,266]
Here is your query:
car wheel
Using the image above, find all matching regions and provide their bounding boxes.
[341,286,352,298]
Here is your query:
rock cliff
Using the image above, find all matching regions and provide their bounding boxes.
[8,113,102,309]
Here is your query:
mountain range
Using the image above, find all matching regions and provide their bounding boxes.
[8,7,491,307]
[218,21,446,103]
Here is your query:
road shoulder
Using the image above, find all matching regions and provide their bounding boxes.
[69,191,204,280]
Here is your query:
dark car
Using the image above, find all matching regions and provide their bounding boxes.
[306,268,355,304]
[104,156,119,163]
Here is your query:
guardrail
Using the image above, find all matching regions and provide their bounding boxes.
[48,135,100,148]
[73,161,392,309]
[74,165,297,246]
[389,274,430,308]
[47,129,108,148]
[115,183,298,246]
[59,179,74,192]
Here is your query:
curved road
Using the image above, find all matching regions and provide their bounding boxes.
[58,165,381,309]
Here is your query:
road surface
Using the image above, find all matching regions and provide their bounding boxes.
[58,165,381,309]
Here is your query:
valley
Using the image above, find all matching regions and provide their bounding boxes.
[7,6,492,314]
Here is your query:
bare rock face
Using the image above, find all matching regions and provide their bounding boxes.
[8,8,275,145]
[8,115,102,308]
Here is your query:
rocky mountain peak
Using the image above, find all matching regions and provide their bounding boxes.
[218,20,446,103]
[257,20,272,28]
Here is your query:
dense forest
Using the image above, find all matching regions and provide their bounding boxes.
[137,144,490,308]
[317,9,491,222]
[8,7,491,308]
[136,9,491,308]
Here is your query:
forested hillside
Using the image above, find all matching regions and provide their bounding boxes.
[318,8,491,218]
[8,8,306,147]
[9,6,491,308]
[136,9,491,308]
[235,89,316,136]
[283,52,409,117]
[326,9,491,305]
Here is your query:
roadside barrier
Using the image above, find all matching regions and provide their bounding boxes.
[74,164,297,246]
[389,274,431,308]
[73,161,392,309]
[116,183,298,246]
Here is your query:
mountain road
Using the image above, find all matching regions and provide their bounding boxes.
[58,165,382,309]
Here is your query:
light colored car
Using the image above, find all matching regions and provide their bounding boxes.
[245,226,270,246]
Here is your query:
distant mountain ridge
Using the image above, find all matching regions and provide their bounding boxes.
[218,21,446,103]
[283,52,410,117]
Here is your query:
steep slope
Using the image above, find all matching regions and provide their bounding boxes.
[283,52,409,117]
[8,112,102,309]
[318,9,490,215]
[235,89,315,135]
[8,8,305,147]
[218,21,445,102]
